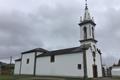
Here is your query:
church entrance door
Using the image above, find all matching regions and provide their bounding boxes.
[93,65,98,78]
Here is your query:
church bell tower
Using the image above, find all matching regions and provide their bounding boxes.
[79,1,97,45]
[79,1,103,78]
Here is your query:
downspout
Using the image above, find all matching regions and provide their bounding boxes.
[82,46,88,80]
[100,52,103,77]
[19,53,23,75]
[98,49,103,77]
[33,51,37,76]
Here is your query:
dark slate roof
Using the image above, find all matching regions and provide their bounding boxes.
[37,44,91,57]
[15,58,21,62]
[22,48,49,54]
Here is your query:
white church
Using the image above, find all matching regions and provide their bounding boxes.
[14,1,103,78]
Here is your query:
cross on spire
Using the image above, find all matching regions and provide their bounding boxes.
[85,0,88,10]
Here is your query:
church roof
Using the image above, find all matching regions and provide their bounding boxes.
[22,48,49,54]
[15,58,21,62]
[37,44,91,57]
[15,44,91,62]
[0,62,6,66]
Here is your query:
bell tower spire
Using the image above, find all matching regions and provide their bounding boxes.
[84,0,91,20]
[79,1,103,78]
[79,0,97,45]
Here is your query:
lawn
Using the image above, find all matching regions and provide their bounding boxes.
[0,75,82,80]
[0,75,27,80]
[0,75,120,80]
[0,75,12,80]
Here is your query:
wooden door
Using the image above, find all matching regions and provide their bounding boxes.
[93,65,98,78]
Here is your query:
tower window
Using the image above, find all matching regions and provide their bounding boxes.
[26,58,29,64]
[92,27,94,39]
[51,55,55,63]
[83,27,87,39]
[92,51,96,57]
[78,64,81,69]
[89,25,91,36]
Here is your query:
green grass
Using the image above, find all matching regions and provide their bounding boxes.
[0,75,96,80]
[112,76,120,79]
[0,75,83,80]
[0,75,29,80]
[0,75,13,80]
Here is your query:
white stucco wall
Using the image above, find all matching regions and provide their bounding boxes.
[36,53,84,77]
[14,61,20,75]
[95,52,102,77]
[86,48,94,78]
[20,53,35,75]
[112,67,120,76]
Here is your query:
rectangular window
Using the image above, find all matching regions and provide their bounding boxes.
[51,55,55,63]
[78,64,81,69]
[89,25,91,36]
[26,58,29,64]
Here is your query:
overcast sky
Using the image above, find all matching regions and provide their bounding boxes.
[0,0,119,66]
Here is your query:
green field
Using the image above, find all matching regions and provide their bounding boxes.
[0,75,120,80]
[0,75,12,80]
[0,75,80,80]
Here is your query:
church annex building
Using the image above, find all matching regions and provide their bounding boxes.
[14,2,103,78]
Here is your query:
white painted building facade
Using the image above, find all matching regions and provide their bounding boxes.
[111,60,120,76]
[14,60,20,75]
[112,67,120,76]
[14,2,103,78]
[36,53,84,77]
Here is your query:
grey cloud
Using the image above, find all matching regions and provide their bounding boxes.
[0,11,44,59]
[0,0,119,66]
[31,2,81,50]
[96,7,120,66]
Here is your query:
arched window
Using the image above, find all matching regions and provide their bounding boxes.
[92,27,94,39]
[83,27,87,39]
